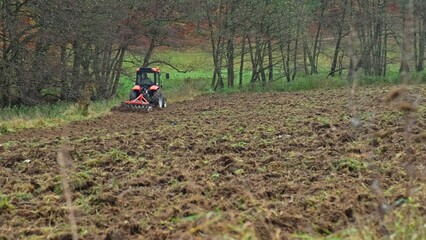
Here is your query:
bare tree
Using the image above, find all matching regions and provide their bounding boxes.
[1,0,423,105]
[0,0,137,106]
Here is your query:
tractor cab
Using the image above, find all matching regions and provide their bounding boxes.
[135,67,169,87]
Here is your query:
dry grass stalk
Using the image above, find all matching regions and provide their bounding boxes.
[385,86,407,103]
[57,149,79,240]
[348,22,360,133]
[372,129,392,139]
[397,102,418,112]
[419,132,426,141]
[400,0,417,200]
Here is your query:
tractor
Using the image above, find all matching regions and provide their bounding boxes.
[114,67,169,112]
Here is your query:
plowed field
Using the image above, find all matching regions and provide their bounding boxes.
[1,85,425,239]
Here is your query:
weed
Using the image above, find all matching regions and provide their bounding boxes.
[221,134,234,142]
[12,183,35,193]
[84,158,105,168]
[73,196,93,215]
[237,127,245,134]
[386,200,426,239]
[231,141,247,149]
[168,138,186,150]
[182,213,201,222]
[332,158,367,173]
[14,192,33,201]
[105,148,136,164]
[211,172,221,179]
[316,116,332,125]
[0,141,17,149]
[0,194,14,212]
[223,222,258,240]
[71,171,92,191]
[294,200,426,240]
[53,184,62,195]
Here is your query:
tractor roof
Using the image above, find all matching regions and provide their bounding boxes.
[136,67,160,73]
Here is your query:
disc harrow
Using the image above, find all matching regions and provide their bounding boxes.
[112,102,153,112]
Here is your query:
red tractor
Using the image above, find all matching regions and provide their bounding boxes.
[116,67,169,112]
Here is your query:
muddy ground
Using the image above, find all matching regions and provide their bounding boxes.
[0,85,425,239]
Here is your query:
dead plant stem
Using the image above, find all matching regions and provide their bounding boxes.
[57,149,79,240]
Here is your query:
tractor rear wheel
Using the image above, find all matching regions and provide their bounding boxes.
[153,90,166,109]
[158,96,167,109]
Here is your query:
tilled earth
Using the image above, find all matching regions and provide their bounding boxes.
[0,85,425,239]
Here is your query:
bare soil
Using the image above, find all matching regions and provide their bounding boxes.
[1,85,425,239]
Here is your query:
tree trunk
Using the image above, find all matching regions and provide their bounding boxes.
[281,41,291,82]
[382,27,388,76]
[329,0,347,77]
[290,24,301,81]
[143,33,157,68]
[214,41,225,90]
[248,36,259,83]
[373,0,387,76]
[71,40,82,101]
[239,36,246,87]
[267,38,273,82]
[227,37,235,87]
[110,45,127,98]
[415,0,425,71]
[60,45,69,100]
[206,2,224,89]
[309,2,326,75]
[258,42,266,83]
[399,1,410,73]
[304,41,316,76]
[106,46,123,98]
[292,34,299,81]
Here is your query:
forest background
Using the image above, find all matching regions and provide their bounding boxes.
[0,0,425,123]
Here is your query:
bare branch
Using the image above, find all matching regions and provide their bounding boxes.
[147,60,190,73]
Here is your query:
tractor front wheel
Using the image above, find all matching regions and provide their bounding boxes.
[129,91,139,100]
